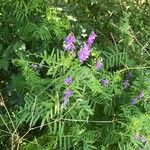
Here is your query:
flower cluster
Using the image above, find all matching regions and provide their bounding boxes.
[96,59,103,70]
[78,31,97,63]
[100,79,109,87]
[123,72,133,89]
[87,31,97,47]
[64,31,97,63]
[63,89,73,101]
[123,79,130,89]
[61,77,73,109]
[64,33,76,51]
[130,91,144,105]
[78,43,91,63]
[64,76,73,85]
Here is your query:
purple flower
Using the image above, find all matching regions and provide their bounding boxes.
[137,91,144,99]
[100,79,109,87]
[130,91,144,105]
[61,89,73,110]
[64,76,73,85]
[123,79,130,89]
[87,31,97,47]
[122,72,133,89]
[61,98,69,109]
[78,43,91,63]
[64,89,73,99]
[96,60,103,70]
[130,99,137,105]
[77,31,97,63]
[64,33,76,51]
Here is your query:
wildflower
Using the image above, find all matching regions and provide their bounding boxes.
[137,91,144,99]
[61,89,73,110]
[96,60,103,70]
[61,98,69,109]
[64,89,73,99]
[78,43,91,63]
[64,76,73,85]
[130,99,137,105]
[78,31,97,63]
[130,91,144,105]
[123,79,130,89]
[122,72,133,89]
[64,33,76,51]
[87,31,97,47]
[100,79,109,87]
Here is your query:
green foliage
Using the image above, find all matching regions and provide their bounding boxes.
[0,0,150,150]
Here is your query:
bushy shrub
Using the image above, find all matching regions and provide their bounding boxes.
[0,0,150,150]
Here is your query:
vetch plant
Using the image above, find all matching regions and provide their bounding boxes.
[96,59,103,70]
[78,43,91,63]
[61,89,73,109]
[123,72,133,89]
[64,76,73,85]
[0,1,150,149]
[100,79,109,87]
[78,31,97,63]
[130,91,145,105]
[87,31,97,47]
[64,33,76,51]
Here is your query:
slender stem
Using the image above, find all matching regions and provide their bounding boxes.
[61,118,113,123]
[0,93,16,132]
[0,114,12,133]
[0,128,11,134]
[11,134,14,150]
[116,66,150,74]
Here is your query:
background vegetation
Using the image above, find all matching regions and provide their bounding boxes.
[0,0,150,149]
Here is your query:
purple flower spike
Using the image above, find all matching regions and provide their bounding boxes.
[100,79,109,87]
[78,31,97,63]
[137,91,144,99]
[61,98,69,110]
[130,99,137,105]
[87,31,97,47]
[64,76,73,85]
[96,60,103,70]
[123,79,130,89]
[64,33,76,51]
[61,89,73,110]
[78,43,91,63]
[64,89,73,99]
